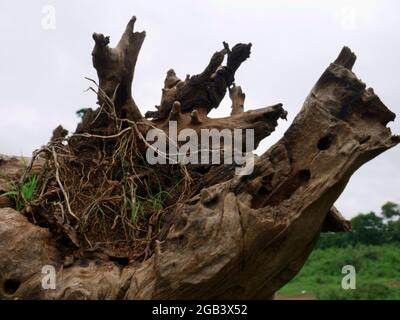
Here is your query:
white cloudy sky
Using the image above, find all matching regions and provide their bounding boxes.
[0,0,399,218]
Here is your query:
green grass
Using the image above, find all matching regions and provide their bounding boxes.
[277,244,400,300]
[124,172,183,229]
[1,175,38,211]
[126,196,144,223]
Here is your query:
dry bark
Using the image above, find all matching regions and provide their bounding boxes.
[0,18,398,300]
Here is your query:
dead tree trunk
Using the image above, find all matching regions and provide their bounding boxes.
[0,17,397,299]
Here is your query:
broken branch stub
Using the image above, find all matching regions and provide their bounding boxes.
[145,42,252,120]
[79,16,145,134]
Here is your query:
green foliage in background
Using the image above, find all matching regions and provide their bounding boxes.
[278,244,400,300]
[318,202,400,249]
[277,202,400,300]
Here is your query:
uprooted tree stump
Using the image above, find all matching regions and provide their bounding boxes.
[0,16,398,299]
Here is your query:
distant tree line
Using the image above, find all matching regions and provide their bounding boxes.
[318,202,400,249]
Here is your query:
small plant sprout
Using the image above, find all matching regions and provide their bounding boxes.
[1,176,38,211]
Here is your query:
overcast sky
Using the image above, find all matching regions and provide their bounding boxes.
[0,0,399,218]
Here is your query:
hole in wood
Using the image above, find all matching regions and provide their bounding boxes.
[3,279,21,295]
[251,169,311,209]
[317,133,336,150]
[297,169,311,182]
[109,256,130,266]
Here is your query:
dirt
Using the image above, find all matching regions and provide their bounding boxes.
[275,293,316,300]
